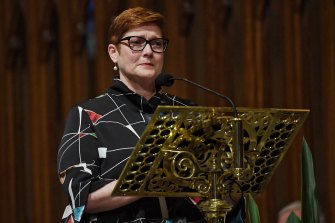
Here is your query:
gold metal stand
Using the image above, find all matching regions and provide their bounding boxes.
[112,106,309,222]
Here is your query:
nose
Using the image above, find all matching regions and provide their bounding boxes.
[142,43,154,55]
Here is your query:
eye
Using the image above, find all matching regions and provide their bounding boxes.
[151,39,164,47]
[129,37,146,45]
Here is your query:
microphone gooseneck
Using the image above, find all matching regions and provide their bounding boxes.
[156,73,237,117]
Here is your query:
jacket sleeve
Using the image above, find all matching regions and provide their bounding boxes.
[57,106,102,222]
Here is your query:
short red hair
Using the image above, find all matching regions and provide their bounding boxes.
[108,7,165,44]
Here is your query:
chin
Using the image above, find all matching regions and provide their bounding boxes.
[138,71,159,79]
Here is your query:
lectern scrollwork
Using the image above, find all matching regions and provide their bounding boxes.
[112,106,309,222]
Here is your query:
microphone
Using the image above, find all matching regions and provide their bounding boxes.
[155,73,244,170]
[155,73,175,88]
[156,73,237,117]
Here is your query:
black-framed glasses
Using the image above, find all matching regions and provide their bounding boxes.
[118,36,169,53]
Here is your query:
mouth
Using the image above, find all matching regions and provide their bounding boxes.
[139,62,154,67]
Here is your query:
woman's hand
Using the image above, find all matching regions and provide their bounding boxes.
[86,180,142,213]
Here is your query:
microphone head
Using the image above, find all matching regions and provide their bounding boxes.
[155,73,175,90]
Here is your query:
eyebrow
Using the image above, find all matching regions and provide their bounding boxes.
[123,34,163,39]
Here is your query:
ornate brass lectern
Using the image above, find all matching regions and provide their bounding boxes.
[112,106,309,222]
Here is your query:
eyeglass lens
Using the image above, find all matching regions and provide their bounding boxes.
[125,36,168,52]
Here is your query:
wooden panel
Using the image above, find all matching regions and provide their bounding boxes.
[321,0,335,220]
[163,1,190,99]
[94,0,119,94]
[0,15,4,223]
[24,0,65,221]
[58,0,76,117]
[26,0,51,221]
[0,1,27,222]
[58,0,92,117]
[280,0,303,200]
[241,0,258,107]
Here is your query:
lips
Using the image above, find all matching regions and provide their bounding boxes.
[139,62,154,67]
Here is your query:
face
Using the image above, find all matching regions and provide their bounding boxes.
[108,24,165,90]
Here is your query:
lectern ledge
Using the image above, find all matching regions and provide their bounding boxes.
[112,106,309,222]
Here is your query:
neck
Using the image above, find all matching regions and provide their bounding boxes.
[120,75,156,100]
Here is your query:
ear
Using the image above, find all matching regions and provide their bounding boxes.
[108,44,118,63]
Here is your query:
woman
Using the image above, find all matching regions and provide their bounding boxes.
[57,7,205,223]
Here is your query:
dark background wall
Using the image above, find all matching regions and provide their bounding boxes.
[0,0,334,222]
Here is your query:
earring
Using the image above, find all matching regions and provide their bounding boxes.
[113,63,118,71]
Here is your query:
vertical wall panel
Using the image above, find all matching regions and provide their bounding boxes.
[197,0,218,105]
[242,1,258,107]
[0,0,4,218]
[26,0,50,221]
[25,0,64,221]
[0,0,9,219]
[1,1,27,222]
[164,0,198,102]
[94,0,118,94]
[163,1,190,99]
[59,0,76,118]
[321,0,335,220]
[58,0,92,117]
[282,0,303,197]
[71,0,92,102]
